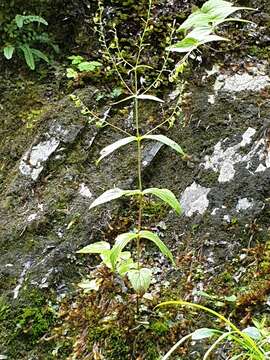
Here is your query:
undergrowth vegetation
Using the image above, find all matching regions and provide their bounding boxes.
[69,1,267,359]
[2,14,58,70]
[2,0,270,359]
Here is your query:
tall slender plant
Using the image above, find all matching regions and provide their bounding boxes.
[78,0,252,299]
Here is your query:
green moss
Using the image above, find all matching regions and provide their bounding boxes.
[0,296,10,322]
[16,305,54,341]
[88,327,130,358]
[0,287,58,358]
[19,108,44,129]
[248,45,270,60]
[150,320,169,335]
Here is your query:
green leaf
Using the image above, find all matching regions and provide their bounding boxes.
[66,68,78,79]
[143,188,182,215]
[167,37,199,53]
[117,257,136,277]
[201,0,253,21]
[142,134,185,156]
[127,268,152,294]
[15,15,24,28]
[224,295,237,302]
[242,327,261,340]
[78,279,100,292]
[110,232,138,268]
[171,0,252,55]
[139,230,175,265]
[110,87,124,99]
[68,55,84,64]
[136,94,164,103]
[89,188,141,209]
[180,0,252,32]
[77,241,110,254]
[97,136,137,163]
[99,250,113,268]
[192,328,219,340]
[179,13,213,31]
[31,48,49,63]
[15,15,48,28]
[3,45,15,60]
[19,45,35,70]
[77,61,102,72]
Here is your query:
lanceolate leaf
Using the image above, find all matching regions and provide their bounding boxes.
[127,268,152,294]
[3,45,15,59]
[170,0,252,55]
[139,230,175,265]
[89,188,141,209]
[19,45,35,70]
[31,48,49,63]
[112,95,135,105]
[143,188,182,215]
[97,136,137,163]
[110,232,138,268]
[167,38,199,53]
[201,0,252,22]
[142,134,185,156]
[179,0,252,32]
[77,241,110,254]
[136,94,164,103]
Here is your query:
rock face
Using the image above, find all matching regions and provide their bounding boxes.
[148,63,270,278]
[1,61,269,299]
[0,0,270,358]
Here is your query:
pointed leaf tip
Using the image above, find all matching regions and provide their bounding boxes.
[143,188,182,215]
[97,136,137,163]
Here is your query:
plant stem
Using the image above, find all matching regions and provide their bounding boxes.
[98,1,133,94]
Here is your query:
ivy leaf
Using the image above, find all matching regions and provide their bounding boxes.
[127,268,152,294]
[142,134,185,156]
[89,188,141,209]
[139,230,175,265]
[143,188,182,215]
[110,233,138,269]
[97,136,137,163]
[77,241,110,254]
[3,45,15,60]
